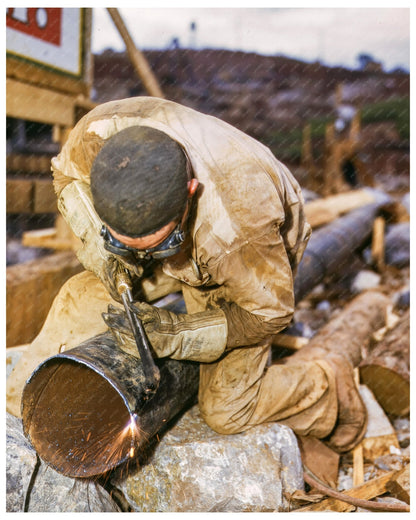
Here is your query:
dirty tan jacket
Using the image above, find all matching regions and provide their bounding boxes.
[52,97,311,348]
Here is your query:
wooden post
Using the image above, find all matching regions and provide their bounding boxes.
[371,216,386,271]
[352,368,364,487]
[107,8,164,99]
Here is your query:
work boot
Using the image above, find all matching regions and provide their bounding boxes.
[285,345,367,453]
[323,354,368,453]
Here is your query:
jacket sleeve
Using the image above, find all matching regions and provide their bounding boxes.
[211,228,298,348]
[55,179,115,281]
[51,131,132,289]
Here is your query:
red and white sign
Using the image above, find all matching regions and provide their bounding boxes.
[6,8,84,77]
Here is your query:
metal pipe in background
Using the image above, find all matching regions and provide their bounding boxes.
[294,189,391,302]
[21,332,199,478]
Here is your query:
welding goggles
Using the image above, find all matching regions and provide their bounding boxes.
[100,224,185,263]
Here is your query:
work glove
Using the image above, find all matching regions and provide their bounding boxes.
[57,180,143,302]
[102,302,228,363]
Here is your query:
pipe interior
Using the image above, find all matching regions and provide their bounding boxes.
[24,359,135,478]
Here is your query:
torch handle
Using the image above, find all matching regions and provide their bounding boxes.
[116,270,160,395]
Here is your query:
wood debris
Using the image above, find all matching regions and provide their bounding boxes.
[298,468,409,512]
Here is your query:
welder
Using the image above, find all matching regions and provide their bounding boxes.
[7,96,367,452]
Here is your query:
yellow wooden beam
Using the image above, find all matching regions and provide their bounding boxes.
[6,78,76,126]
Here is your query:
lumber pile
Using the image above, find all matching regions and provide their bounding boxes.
[6,251,82,347]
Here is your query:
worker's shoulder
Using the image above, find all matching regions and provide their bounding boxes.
[84,96,199,121]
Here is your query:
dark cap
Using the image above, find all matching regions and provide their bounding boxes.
[90,126,189,238]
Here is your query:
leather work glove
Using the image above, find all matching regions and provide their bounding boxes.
[102,303,228,363]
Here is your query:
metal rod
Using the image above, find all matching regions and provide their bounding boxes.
[116,270,160,395]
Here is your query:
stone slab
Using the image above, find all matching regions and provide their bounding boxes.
[112,405,304,512]
[6,413,119,512]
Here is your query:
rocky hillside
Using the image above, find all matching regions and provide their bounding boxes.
[93,49,409,137]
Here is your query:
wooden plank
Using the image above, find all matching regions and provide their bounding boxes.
[6,178,33,212]
[33,179,57,213]
[6,178,57,213]
[371,216,386,271]
[386,465,410,504]
[22,215,82,250]
[6,252,82,347]
[298,470,398,512]
[22,228,76,250]
[352,369,364,487]
[6,78,75,126]
[304,189,376,228]
[7,154,53,175]
[107,8,164,99]
[353,444,364,487]
[6,55,90,97]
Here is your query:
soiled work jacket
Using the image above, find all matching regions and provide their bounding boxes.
[52,97,311,348]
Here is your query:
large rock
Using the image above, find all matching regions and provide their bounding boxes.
[111,405,303,512]
[6,413,119,512]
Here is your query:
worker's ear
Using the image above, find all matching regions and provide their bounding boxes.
[187,178,199,197]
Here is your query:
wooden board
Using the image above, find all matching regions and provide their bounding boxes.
[7,153,53,175]
[304,189,376,228]
[6,78,76,126]
[6,179,33,213]
[6,178,57,213]
[6,251,82,347]
[34,179,57,213]
[298,470,399,512]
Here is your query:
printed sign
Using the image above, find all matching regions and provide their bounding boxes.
[6,8,84,77]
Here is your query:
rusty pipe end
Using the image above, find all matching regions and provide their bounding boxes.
[22,355,141,478]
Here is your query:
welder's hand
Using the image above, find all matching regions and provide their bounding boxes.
[103,302,228,363]
[101,257,124,303]
[102,305,141,358]
[98,252,145,304]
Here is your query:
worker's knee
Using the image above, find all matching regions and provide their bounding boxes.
[199,385,253,435]
[58,270,96,298]
[199,405,247,435]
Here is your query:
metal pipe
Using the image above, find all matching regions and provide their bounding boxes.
[294,190,391,302]
[21,332,199,478]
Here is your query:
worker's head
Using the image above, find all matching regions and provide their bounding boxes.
[91,126,198,260]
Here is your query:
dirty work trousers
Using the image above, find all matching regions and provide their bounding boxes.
[6,270,338,439]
